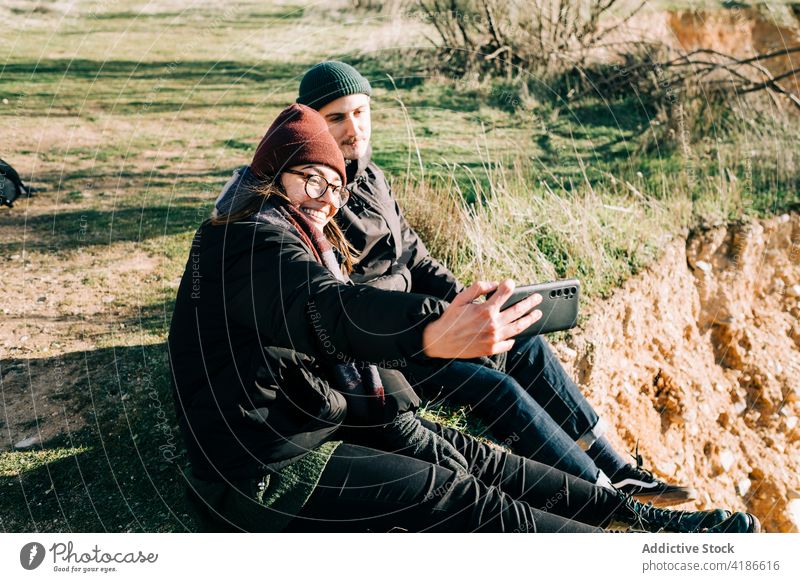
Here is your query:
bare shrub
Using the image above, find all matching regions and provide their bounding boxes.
[577,42,800,147]
[350,0,411,15]
[415,1,800,148]
[417,0,645,79]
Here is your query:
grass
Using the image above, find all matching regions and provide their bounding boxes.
[1,0,799,532]
[0,447,92,478]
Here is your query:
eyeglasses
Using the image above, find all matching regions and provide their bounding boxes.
[283,169,351,209]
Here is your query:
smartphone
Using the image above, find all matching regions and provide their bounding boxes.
[492,279,580,338]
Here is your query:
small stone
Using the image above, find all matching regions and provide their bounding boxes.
[733,401,747,415]
[14,436,40,450]
[102,295,115,303]
[717,411,731,428]
[36,296,46,303]
[560,346,577,359]
[780,213,791,222]
[737,478,752,496]
[718,449,735,472]
[785,416,798,430]
[786,285,800,298]
[695,260,712,273]
[1,98,8,104]
[10,254,20,260]
[19,335,29,342]
[660,460,678,475]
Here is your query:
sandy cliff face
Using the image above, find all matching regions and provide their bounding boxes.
[667,7,800,94]
[558,213,800,532]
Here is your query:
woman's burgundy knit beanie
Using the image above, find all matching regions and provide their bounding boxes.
[250,103,345,184]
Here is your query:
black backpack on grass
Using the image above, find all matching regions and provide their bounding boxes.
[1,158,33,207]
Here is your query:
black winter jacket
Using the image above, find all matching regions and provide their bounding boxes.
[167,218,445,481]
[336,150,464,301]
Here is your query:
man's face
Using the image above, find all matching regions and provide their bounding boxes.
[318,93,371,161]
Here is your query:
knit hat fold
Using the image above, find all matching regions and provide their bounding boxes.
[297,61,372,111]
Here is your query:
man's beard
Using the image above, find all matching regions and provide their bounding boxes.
[341,138,367,160]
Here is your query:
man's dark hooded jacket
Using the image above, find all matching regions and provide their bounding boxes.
[338,149,463,301]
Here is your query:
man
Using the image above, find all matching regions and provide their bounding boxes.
[215,61,693,505]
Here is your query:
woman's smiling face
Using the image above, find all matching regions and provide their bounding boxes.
[280,164,342,231]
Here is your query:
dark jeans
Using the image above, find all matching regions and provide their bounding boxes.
[286,420,623,532]
[406,335,609,483]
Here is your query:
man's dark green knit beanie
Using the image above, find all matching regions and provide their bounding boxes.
[297,61,372,111]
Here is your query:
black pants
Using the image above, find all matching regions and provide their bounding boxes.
[406,335,617,482]
[285,420,623,533]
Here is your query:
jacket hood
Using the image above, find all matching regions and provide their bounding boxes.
[213,166,262,218]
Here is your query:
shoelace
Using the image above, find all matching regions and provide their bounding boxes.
[628,441,661,483]
[629,498,668,531]
[621,494,694,532]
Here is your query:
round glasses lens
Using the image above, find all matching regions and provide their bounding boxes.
[305,175,326,198]
[335,188,350,207]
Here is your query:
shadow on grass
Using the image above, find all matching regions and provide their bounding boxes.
[1,59,302,86]
[29,167,235,188]
[120,298,176,337]
[0,58,303,116]
[2,202,212,254]
[0,344,194,532]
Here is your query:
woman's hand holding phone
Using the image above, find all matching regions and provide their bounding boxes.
[422,279,542,359]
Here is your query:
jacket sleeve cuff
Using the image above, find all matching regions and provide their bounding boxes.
[401,295,446,365]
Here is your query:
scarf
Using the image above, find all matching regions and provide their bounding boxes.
[252,198,386,421]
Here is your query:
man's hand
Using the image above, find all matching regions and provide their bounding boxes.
[422,279,542,359]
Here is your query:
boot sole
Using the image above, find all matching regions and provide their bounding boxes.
[708,512,761,533]
[631,487,698,508]
[747,514,761,533]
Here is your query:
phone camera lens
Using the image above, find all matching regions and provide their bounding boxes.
[549,291,557,298]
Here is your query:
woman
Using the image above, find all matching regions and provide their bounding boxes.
[168,104,757,533]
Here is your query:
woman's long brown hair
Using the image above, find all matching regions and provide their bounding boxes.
[210,178,355,273]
